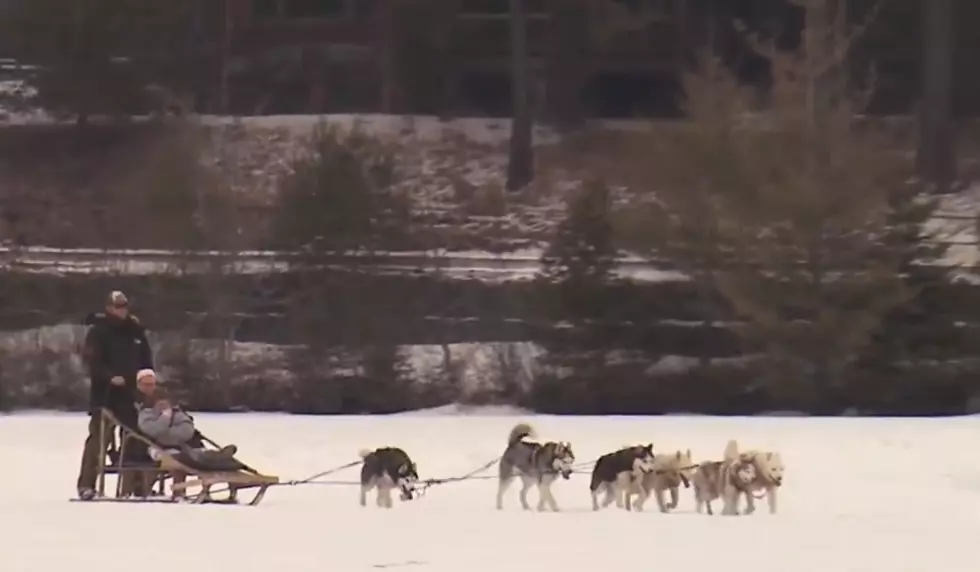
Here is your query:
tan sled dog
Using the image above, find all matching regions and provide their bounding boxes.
[629,449,697,513]
[720,440,785,515]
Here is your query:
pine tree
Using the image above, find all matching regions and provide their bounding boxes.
[533,179,619,411]
[271,122,412,262]
[539,178,618,320]
[863,185,957,367]
[645,1,915,409]
[274,122,414,412]
[1,0,201,122]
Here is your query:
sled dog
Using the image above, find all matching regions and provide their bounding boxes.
[720,440,785,515]
[496,423,575,511]
[691,457,756,515]
[630,449,697,513]
[589,444,656,511]
[358,447,420,509]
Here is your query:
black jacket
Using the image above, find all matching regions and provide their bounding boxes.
[81,312,153,412]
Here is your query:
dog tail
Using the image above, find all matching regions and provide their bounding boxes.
[723,439,739,463]
[357,448,373,459]
[507,422,535,446]
[589,469,603,492]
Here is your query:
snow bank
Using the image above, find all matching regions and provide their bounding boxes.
[932,183,980,269]
[0,72,50,124]
[0,245,690,283]
[1,322,744,410]
[393,403,533,417]
[199,113,565,146]
[0,323,548,403]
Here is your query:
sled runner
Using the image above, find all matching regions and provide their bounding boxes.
[76,408,279,506]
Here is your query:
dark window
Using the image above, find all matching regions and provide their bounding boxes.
[282,0,348,18]
[352,0,377,19]
[458,0,547,16]
[613,0,679,17]
[251,0,281,19]
[613,0,641,10]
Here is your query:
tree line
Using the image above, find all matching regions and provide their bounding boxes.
[0,1,965,190]
[0,0,976,415]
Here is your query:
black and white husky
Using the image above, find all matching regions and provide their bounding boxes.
[358,447,420,509]
[589,444,656,511]
[496,423,575,512]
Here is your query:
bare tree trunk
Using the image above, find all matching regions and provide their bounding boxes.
[71,0,90,126]
[378,0,395,113]
[219,0,233,113]
[506,0,534,191]
[546,1,588,130]
[917,0,955,192]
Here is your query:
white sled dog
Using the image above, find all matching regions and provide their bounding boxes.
[629,449,698,513]
[496,423,576,511]
[720,439,785,515]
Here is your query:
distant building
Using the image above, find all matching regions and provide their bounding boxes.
[4,0,977,118]
[206,0,700,117]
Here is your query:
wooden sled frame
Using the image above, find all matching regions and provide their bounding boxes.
[93,408,279,506]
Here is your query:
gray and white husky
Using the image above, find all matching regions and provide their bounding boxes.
[358,447,420,509]
[496,423,575,511]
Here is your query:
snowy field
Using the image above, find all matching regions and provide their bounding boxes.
[4,412,980,572]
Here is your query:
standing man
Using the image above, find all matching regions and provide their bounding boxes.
[76,290,154,501]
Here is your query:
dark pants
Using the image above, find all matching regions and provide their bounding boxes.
[179,449,245,472]
[76,412,112,492]
[117,407,154,496]
[77,406,153,496]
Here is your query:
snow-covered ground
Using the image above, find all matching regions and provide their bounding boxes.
[0,245,688,283]
[4,411,980,572]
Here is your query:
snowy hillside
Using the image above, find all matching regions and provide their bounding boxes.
[2,111,978,268]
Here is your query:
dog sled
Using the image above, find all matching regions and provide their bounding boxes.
[72,408,279,506]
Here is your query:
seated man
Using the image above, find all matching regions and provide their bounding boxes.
[137,389,240,472]
[118,369,160,498]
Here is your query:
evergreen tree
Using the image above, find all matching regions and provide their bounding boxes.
[1,0,201,122]
[271,122,412,261]
[863,185,957,367]
[539,179,618,320]
[273,122,414,410]
[533,179,619,411]
[358,344,416,413]
[646,1,915,410]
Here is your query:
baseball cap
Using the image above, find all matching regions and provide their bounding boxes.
[107,290,129,307]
